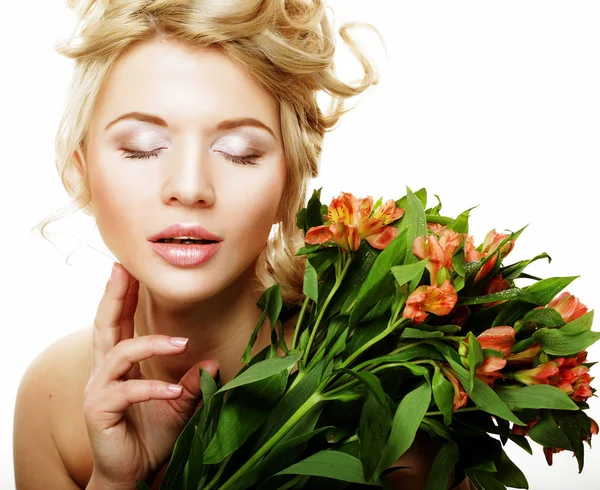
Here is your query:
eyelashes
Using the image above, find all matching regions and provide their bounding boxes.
[121,148,260,166]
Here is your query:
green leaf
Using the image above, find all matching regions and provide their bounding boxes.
[377,381,432,475]
[432,365,455,426]
[253,359,327,451]
[457,288,533,306]
[395,186,427,265]
[496,449,529,488]
[425,440,459,490]
[216,351,301,393]
[496,385,578,411]
[506,434,532,454]
[137,481,151,490]
[275,451,376,484]
[500,252,551,281]
[390,259,429,288]
[561,310,595,335]
[528,411,572,450]
[243,285,283,364]
[523,276,579,306]
[160,377,214,488]
[305,188,325,231]
[204,371,287,464]
[466,469,507,490]
[307,247,339,274]
[348,230,408,329]
[532,328,600,356]
[553,410,594,473]
[401,328,444,339]
[447,206,476,234]
[520,308,565,328]
[303,259,319,302]
[467,332,484,392]
[453,252,466,277]
[355,372,394,480]
[445,358,523,425]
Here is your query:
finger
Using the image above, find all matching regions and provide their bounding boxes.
[168,360,220,419]
[97,335,190,386]
[84,378,186,431]
[92,262,131,371]
[119,271,139,344]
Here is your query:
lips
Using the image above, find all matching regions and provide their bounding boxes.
[148,223,223,242]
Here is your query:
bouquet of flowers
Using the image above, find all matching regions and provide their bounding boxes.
[141,187,599,490]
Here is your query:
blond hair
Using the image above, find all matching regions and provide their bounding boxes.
[35,0,384,306]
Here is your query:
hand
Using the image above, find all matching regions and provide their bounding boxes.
[83,262,219,489]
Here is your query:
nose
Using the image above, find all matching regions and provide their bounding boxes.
[160,136,215,208]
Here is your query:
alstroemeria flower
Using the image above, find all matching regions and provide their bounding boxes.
[463,235,481,263]
[476,326,516,356]
[475,356,507,387]
[482,274,511,307]
[513,360,561,386]
[462,326,515,386]
[413,229,461,285]
[511,418,539,437]
[547,355,594,402]
[474,230,515,283]
[402,280,458,325]
[547,292,588,323]
[506,343,542,366]
[304,192,403,253]
[440,364,468,410]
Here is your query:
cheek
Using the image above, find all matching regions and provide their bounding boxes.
[224,166,286,244]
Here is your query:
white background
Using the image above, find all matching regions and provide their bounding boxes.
[3,1,599,489]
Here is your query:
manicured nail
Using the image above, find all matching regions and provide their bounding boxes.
[170,337,189,347]
[168,384,183,393]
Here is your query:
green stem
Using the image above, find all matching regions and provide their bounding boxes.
[202,454,232,490]
[426,406,480,416]
[217,392,324,490]
[302,254,353,366]
[291,295,311,351]
[426,215,453,225]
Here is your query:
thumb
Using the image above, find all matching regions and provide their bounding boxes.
[169,359,220,419]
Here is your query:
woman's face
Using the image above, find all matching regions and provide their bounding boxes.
[84,39,287,304]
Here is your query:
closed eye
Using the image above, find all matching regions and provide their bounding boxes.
[121,149,260,166]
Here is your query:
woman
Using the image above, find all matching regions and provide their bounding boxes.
[13,0,472,488]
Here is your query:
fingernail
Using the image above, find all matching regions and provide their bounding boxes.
[111,262,119,278]
[170,337,189,347]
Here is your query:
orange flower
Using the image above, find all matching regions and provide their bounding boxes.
[463,235,481,263]
[440,364,468,411]
[475,356,507,387]
[474,230,515,283]
[482,274,511,307]
[413,229,461,285]
[402,280,458,325]
[513,360,561,386]
[511,418,539,436]
[506,343,542,366]
[304,192,403,253]
[547,354,594,402]
[463,326,515,387]
[548,292,588,323]
[476,326,516,356]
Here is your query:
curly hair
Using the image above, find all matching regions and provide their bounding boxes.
[34,0,385,306]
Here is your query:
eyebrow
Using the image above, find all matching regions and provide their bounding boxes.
[104,111,276,139]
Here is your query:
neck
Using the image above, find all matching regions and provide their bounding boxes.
[133,262,284,386]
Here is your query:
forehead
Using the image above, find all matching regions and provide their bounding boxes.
[90,39,280,135]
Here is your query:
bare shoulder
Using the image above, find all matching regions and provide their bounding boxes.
[14,326,95,488]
